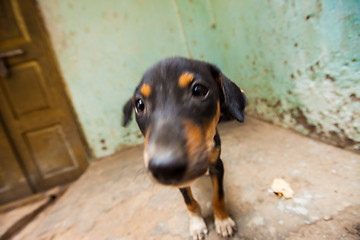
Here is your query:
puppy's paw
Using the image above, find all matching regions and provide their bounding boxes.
[189,215,208,240]
[214,216,237,238]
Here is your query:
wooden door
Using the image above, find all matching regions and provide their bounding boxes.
[0,116,32,204]
[0,0,88,204]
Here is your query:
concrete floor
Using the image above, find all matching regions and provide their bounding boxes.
[0,197,48,237]
[6,117,360,240]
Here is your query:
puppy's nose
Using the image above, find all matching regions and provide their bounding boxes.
[148,157,187,184]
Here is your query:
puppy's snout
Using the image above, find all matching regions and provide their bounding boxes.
[148,156,187,184]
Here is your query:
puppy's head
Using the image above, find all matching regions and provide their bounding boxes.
[123,57,246,187]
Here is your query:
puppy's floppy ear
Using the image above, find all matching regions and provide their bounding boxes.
[122,98,133,127]
[209,64,247,122]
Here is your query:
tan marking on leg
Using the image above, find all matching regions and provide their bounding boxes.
[140,83,151,98]
[178,72,194,88]
[184,187,200,213]
[204,102,226,218]
[212,173,237,236]
[183,187,208,239]
[211,175,229,220]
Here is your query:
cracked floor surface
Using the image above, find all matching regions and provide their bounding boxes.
[6,117,360,240]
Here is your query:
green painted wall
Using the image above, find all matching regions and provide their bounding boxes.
[38,0,360,157]
[210,0,360,151]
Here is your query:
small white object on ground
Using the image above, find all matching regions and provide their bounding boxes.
[271,178,294,199]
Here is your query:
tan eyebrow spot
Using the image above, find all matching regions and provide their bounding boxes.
[178,72,194,88]
[140,84,151,98]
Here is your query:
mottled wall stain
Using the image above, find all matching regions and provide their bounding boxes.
[37,0,360,157]
[210,0,360,152]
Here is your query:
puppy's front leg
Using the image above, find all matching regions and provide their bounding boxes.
[179,187,208,240]
[210,157,237,237]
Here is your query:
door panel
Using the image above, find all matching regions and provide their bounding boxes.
[0,117,32,204]
[0,0,30,47]
[0,0,88,203]
[25,125,79,179]
[2,61,50,117]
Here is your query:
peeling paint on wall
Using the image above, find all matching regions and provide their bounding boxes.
[210,0,360,152]
[38,0,360,157]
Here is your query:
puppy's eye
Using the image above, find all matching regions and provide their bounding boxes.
[192,84,209,98]
[135,99,145,113]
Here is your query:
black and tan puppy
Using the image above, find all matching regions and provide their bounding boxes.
[123,57,246,239]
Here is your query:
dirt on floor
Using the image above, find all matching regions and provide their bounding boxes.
[1,117,360,240]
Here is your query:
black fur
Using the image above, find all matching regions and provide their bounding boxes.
[122,57,246,238]
[122,98,133,127]
[209,64,246,122]
[122,57,246,128]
